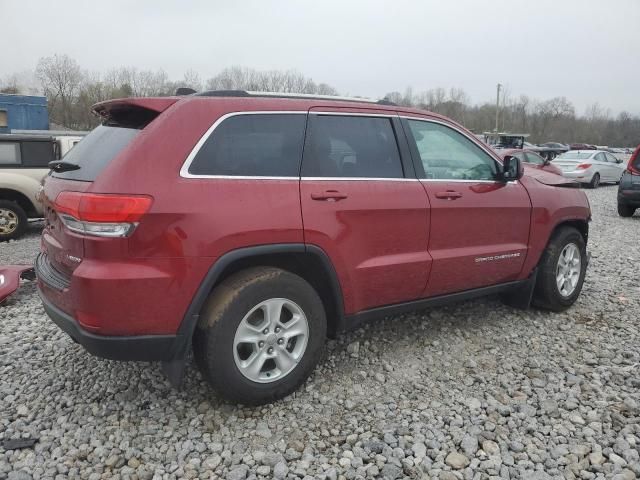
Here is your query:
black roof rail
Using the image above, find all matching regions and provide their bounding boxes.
[175,87,197,96]
[194,90,250,97]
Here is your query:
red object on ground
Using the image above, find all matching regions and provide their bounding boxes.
[0,265,34,304]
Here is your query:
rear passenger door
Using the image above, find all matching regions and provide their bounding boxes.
[300,110,431,314]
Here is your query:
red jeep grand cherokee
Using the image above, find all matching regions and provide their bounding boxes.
[37,91,591,404]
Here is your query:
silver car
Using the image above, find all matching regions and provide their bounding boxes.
[552,150,626,188]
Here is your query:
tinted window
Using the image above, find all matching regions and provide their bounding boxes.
[408,120,498,180]
[52,125,140,181]
[594,153,606,162]
[525,152,544,165]
[0,142,21,165]
[189,114,306,177]
[302,115,403,178]
[21,141,56,167]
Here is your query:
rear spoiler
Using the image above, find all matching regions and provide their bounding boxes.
[92,98,180,129]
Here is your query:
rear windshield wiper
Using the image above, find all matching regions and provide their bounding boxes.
[49,160,81,172]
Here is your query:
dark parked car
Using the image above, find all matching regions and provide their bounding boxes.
[570,143,596,150]
[35,91,591,404]
[618,145,640,217]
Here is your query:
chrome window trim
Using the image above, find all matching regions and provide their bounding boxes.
[301,177,417,182]
[310,111,397,118]
[180,110,513,183]
[180,111,307,179]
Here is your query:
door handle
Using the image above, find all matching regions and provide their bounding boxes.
[311,190,348,201]
[434,190,462,200]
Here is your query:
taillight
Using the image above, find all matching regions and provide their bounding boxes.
[576,163,592,170]
[627,147,640,175]
[54,192,153,237]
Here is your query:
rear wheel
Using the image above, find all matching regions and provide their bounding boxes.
[193,267,326,405]
[533,226,587,312]
[0,200,27,242]
[587,173,600,189]
[618,202,636,217]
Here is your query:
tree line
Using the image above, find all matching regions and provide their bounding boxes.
[1,54,638,147]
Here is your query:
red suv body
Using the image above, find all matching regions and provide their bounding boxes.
[36,92,591,403]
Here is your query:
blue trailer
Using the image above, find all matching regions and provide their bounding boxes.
[0,94,49,133]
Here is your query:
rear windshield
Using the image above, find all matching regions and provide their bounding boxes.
[51,125,139,181]
[556,151,593,160]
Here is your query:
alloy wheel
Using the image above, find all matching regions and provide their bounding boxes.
[556,243,581,297]
[233,298,309,383]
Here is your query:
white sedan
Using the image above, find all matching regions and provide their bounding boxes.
[551,150,626,188]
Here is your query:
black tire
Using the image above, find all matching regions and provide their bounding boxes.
[193,267,326,405]
[618,202,636,217]
[532,226,587,312]
[587,173,600,189]
[0,200,27,242]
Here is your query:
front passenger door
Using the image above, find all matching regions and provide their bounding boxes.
[403,118,532,297]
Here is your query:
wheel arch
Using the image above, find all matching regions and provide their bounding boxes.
[173,243,345,359]
[0,188,38,217]
[551,218,589,245]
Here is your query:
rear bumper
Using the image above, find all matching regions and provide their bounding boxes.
[38,286,180,361]
[561,170,592,181]
[618,189,640,205]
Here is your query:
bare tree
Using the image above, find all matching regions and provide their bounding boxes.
[181,69,203,92]
[35,54,84,127]
[206,66,337,95]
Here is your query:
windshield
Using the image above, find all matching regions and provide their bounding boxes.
[555,151,593,160]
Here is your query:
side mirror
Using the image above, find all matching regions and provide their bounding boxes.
[502,156,524,181]
[617,158,624,164]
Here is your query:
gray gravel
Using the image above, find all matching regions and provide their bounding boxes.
[1,186,639,480]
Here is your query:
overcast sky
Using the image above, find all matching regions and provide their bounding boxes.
[2,0,639,115]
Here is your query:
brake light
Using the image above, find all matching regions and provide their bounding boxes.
[628,150,640,175]
[54,192,153,237]
[576,164,592,170]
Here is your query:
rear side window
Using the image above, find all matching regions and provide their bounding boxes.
[21,141,56,167]
[302,115,403,178]
[188,114,306,177]
[0,142,20,165]
[52,125,140,181]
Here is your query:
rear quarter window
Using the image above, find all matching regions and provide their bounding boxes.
[187,114,306,177]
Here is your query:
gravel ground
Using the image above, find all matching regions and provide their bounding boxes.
[1,186,639,480]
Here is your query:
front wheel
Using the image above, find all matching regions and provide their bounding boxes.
[193,267,326,405]
[533,226,587,312]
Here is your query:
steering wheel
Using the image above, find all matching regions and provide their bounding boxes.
[462,163,493,180]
